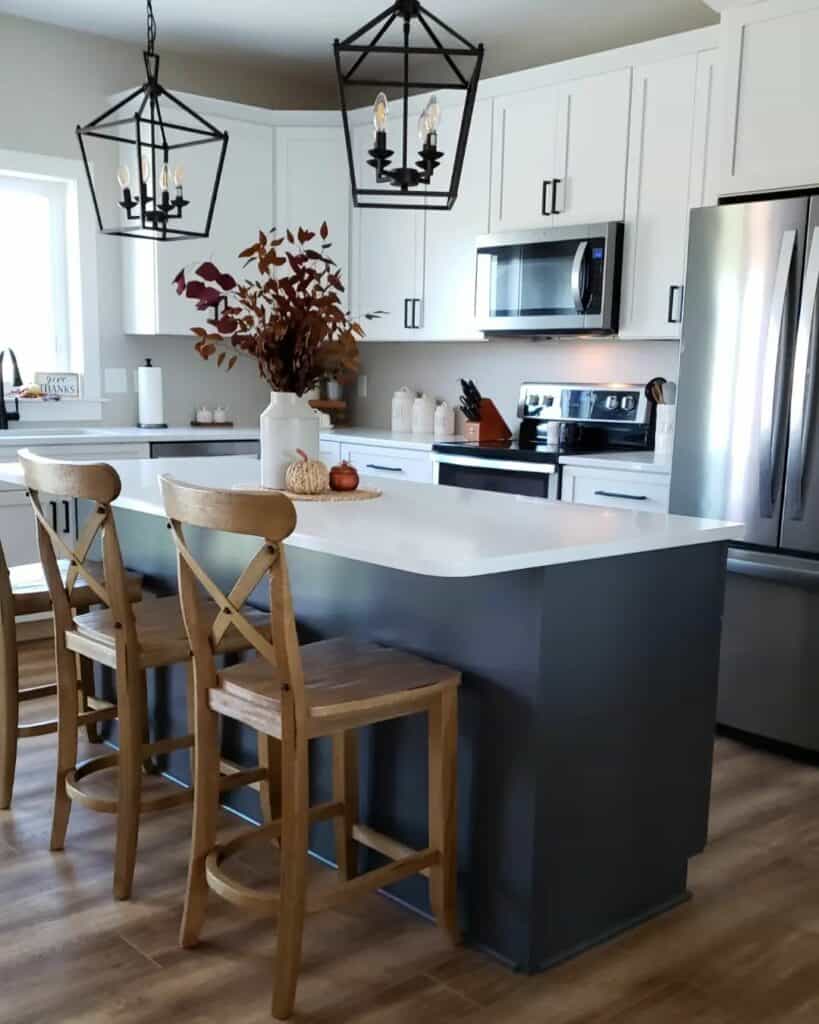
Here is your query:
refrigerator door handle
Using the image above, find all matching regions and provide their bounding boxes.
[786,226,819,520]
[759,228,797,518]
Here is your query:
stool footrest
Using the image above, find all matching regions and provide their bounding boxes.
[143,733,194,758]
[65,752,193,814]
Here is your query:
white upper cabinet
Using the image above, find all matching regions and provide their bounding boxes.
[275,125,351,291]
[350,118,425,340]
[123,114,274,336]
[552,69,631,226]
[721,0,819,195]
[490,69,630,232]
[490,85,558,231]
[419,98,492,341]
[619,55,700,340]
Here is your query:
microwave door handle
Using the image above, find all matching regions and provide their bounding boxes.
[570,241,589,313]
[786,226,819,520]
[759,228,797,518]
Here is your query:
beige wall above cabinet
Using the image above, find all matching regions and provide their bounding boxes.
[490,69,631,232]
[721,0,819,196]
[123,114,274,336]
[619,49,719,340]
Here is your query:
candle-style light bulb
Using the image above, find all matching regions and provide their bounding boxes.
[159,163,170,192]
[424,95,441,136]
[373,91,389,138]
[173,165,184,188]
[117,166,130,192]
[140,155,150,184]
[418,110,429,144]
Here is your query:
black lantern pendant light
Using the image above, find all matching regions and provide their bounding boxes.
[76,0,228,241]
[334,0,484,210]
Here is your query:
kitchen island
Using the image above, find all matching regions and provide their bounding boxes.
[0,455,741,972]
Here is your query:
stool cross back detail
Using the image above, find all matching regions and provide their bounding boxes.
[161,474,461,1021]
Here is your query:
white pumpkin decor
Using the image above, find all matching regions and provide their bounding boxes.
[285,449,330,495]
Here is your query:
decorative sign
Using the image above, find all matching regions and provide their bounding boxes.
[34,372,81,398]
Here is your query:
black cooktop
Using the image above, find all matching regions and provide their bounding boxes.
[433,440,567,464]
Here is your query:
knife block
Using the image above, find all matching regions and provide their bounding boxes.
[462,399,512,442]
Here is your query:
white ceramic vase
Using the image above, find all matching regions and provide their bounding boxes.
[260,391,320,489]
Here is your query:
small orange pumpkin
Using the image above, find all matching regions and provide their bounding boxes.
[329,461,359,492]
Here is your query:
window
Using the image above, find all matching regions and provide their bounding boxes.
[0,175,71,383]
[0,150,101,417]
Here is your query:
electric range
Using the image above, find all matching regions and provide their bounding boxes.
[432,382,654,499]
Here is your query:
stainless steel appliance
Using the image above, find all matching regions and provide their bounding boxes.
[671,196,819,751]
[432,381,652,497]
[475,223,623,335]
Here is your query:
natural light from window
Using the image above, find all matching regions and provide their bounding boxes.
[0,175,70,386]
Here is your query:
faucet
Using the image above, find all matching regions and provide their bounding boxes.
[0,350,22,430]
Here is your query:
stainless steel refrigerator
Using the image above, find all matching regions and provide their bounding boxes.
[671,196,819,751]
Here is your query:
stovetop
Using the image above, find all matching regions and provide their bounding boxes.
[432,439,609,464]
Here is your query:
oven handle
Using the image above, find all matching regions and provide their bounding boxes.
[432,453,556,475]
[571,241,590,313]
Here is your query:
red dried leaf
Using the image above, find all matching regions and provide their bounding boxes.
[286,229,295,244]
[320,221,328,240]
[228,355,238,370]
[217,272,237,291]
[196,261,221,282]
[173,269,186,295]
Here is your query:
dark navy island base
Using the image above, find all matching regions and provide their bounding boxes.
[111,505,728,973]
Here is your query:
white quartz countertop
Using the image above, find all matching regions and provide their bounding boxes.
[558,451,673,475]
[0,456,741,578]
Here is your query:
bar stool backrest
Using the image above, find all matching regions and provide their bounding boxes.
[17,450,137,651]
[158,475,305,720]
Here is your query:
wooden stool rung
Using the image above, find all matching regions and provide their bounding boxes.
[18,683,58,702]
[309,848,440,914]
[17,720,59,739]
[142,733,194,758]
[219,766,269,793]
[352,824,432,879]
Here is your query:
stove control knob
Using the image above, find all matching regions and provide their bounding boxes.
[621,395,636,412]
[605,395,619,410]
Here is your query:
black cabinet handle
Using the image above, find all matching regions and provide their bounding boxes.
[551,178,562,215]
[594,490,648,501]
[667,284,684,324]
[403,298,411,329]
[411,298,422,329]
[62,500,71,535]
[49,500,57,531]
[365,464,403,472]
[541,179,552,216]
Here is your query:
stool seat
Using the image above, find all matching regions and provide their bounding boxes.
[70,594,272,670]
[214,638,459,735]
[10,559,143,617]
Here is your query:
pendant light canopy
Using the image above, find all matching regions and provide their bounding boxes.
[77,0,228,241]
[334,0,484,210]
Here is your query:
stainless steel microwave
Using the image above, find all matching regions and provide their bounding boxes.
[475,222,623,335]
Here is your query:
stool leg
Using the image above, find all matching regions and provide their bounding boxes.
[0,610,19,810]
[332,730,359,881]
[180,665,220,948]
[139,669,159,775]
[77,655,100,745]
[428,687,459,945]
[113,656,143,900]
[272,702,309,1021]
[50,642,80,851]
[258,733,282,825]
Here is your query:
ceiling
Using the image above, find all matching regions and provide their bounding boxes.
[0,1,718,86]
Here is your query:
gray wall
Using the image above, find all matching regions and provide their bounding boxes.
[351,339,680,430]
[0,13,336,427]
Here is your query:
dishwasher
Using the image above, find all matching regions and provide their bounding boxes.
[149,440,259,458]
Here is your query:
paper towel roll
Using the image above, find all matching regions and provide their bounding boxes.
[137,359,167,428]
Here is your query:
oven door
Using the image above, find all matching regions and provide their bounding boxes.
[475,222,622,334]
[433,454,556,499]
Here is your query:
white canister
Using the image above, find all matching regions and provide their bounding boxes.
[412,393,436,434]
[654,404,676,462]
[391,386,415,433]
[434,401,455,438]
[259,391,320,489]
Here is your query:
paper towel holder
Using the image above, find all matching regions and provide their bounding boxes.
[137,357,168,429]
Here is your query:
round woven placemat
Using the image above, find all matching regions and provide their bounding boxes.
[281,488,382,502]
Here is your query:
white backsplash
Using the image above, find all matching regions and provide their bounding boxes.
[349,339,681,432]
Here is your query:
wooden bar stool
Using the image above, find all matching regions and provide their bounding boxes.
[161,474,461,1021]
[19,451,272,900]
[0,533,143,809]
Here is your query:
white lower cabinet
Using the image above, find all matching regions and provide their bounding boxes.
[561,465,670,512]
[320,439,342,467]
[0,489,39,567]
[342,443,433,484]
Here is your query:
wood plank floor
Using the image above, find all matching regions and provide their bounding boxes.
[4,700,819,1022]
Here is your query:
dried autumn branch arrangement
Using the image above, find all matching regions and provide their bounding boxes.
[173,222,381,396]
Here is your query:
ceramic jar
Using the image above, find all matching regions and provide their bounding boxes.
[434,401,455,438]
[259,392,320,490]
[391,386,414,433]
[412,393,436,434]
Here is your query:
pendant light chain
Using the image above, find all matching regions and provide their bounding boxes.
[146,0,157,56]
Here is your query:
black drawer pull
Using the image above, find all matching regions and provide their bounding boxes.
[62,500,71,534]
[594,490,648,501]
[551,177,562,214]
[49,500,57,531]
[667,284,684,324]
[541,179,552,216]
[366,464,403,472]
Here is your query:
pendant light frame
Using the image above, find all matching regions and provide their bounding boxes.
[76,0,228,241]
[334,0,484,211]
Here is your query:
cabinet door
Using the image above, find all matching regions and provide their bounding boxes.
[619,55,698,340]
[0,491,39,567]
[722,0,819,195]
[344,443,433,483]
[490,85,558,232]
[351,121,424,341]
[552,69,631,226]
[125,116,275,336]
[319,439,341,466]
[420,99,492,341]
[275,125,351,291]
